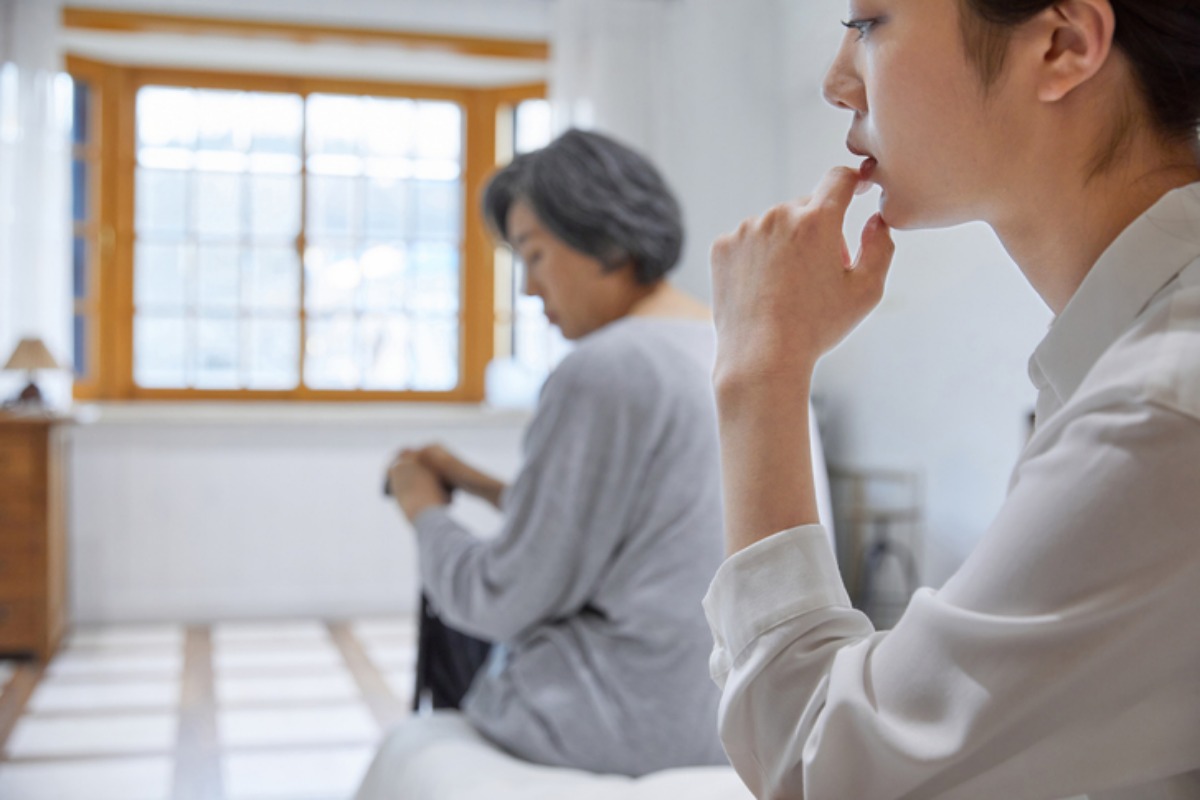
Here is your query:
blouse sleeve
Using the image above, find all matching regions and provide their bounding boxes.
[413,352,655,643]
[704,399,1200,799]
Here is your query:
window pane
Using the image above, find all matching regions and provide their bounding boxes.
[244,247,300,312]
[134,316,188,388]
[360,315,409,390]
[410,317,458,391]
[73,314,87,378]
[305,316,358,390]
[250,173,300,239]
[410,180,460,240]
[196,245,241,311]
[515,99,553,154]
[360,243,406,312]
[195,172,242,238]
[304,244,359,312]
[408,242,459,314]
[414,102,461,160]
[307,175,357,237]
[72,80,90,146]
[362,98,414,158]
[137,168,189,235]
[130,84,465,395]
[72,160,88,222]
[196,90,243,153]
[245,318,299,389]
[248,93,303,157]
[138,87,197,151]
[195,316,239,388]
[364,176,407,239]
[135,243,189,310]
[307,95,363,157]
[73,237,88,300]
[133,86,308,391]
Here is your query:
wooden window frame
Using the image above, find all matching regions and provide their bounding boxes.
[64,56,545,403]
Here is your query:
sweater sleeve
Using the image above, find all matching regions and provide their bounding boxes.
[414,350,654,642]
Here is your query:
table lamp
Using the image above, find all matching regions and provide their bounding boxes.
[3,337,61,406]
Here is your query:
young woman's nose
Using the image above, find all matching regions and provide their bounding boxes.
[822,37,866,113]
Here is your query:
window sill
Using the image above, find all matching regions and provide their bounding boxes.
[71,401,532,429]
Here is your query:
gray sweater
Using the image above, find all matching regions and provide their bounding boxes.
[413,316,728,776]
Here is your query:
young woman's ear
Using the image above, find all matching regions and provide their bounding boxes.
[1028,0,1117,103]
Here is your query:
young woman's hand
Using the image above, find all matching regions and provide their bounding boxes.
[710,166,895,551]
[710,166,894,395]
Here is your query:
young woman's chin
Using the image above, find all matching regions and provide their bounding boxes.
[877,188,975,232]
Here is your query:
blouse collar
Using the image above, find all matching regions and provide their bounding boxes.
[1029,182,1200,419]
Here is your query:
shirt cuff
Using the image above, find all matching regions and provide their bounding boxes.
[703,524,851,679]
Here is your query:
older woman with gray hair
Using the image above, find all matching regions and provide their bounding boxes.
[374,129,727,778]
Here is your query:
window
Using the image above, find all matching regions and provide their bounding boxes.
[66,57,546,402]
[68,67,104,396]
[132,86,464,393]
[492,96,571,387]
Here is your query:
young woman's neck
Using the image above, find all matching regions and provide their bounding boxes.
[994,133,1200,315]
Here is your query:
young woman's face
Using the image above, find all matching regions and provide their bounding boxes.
[824,0,1030,229]
[506,200,643,340]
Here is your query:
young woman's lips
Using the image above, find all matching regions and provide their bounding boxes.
[859,156,878,181]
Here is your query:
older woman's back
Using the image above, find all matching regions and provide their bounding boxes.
[415,314,725,775]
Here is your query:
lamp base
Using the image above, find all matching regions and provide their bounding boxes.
[15,381,43,405]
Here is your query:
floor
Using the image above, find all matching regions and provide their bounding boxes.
[0,618,417,800]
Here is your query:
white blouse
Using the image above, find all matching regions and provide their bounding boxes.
[704,183,1200,800]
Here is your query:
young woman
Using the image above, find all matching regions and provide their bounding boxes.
[381,129,727,776]
[705,1,1200,798]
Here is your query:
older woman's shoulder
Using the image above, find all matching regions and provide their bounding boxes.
[547,317,714,399]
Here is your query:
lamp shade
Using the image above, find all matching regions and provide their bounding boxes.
[3,338,61,371]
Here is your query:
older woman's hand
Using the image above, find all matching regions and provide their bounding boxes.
[416,444,508,510]
[710,165,894,395]
[388,450,451,523]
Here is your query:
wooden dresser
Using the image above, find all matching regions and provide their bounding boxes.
[0,414,69,660]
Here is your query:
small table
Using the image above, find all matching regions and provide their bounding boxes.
[0,412,71,661]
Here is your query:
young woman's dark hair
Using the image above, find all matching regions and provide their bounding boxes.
[960,0,1200,142]
[482,129,684,285]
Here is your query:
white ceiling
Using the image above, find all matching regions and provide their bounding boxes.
[61,29,548,88]
[59,0,551,88]
[60,0,554,39]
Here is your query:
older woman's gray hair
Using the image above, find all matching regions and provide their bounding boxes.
[482,129,684,285]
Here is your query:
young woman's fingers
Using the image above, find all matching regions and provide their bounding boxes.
[852,213,896,291]
[811,166,864,219]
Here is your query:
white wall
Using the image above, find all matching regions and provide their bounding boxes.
[555,0,1054,586]
[551,0,793,303]
[69,406,526,623]
[0,0,72,405]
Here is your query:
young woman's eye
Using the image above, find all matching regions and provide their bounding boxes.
[841,17,879,41]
